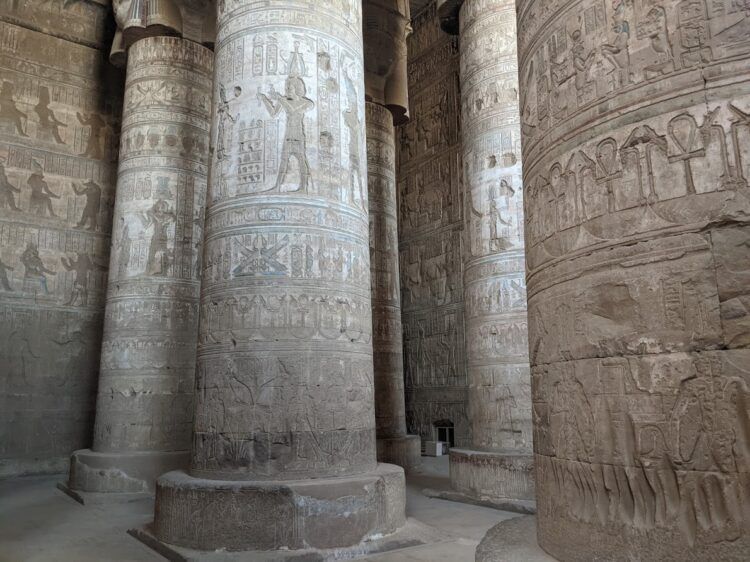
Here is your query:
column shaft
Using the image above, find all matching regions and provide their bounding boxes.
[367,102,421,469]
[151,1,405,553]
[450,0,534,505]
[517,0,750,559]
[68,35,213,494]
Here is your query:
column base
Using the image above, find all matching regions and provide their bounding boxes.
[65,449,189,500]
[448,448,535,511]
[476,516,555,562]
[377,435,421,472]
[152,463,407,553]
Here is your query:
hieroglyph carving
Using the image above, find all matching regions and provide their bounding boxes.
[518,0,750,558]
[397,3,469,447]
[0,19,122,476]
[191,0,375,480]
[92,36,213,453]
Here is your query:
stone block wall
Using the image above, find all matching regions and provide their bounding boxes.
[397,2,469,448]
[0,1,122,477]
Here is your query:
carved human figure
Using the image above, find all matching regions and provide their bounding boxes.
[141,198,175,276]
[0,81,28,136]
[344,73,365,207]
[34,86,66,144]
[61,252,103,306]
[20,242,56,293]
[0,257,14,291]
[77,112,106,159]
[27,164,60,218]
[71,180,102,231]
[258,44,313,193]
[0,161,21,211]
[116,222,132,278]
[216,84,240,163]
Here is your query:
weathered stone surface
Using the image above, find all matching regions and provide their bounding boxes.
[153,463,406,552]
[377,435,422,472]
[517,0,750,558]
[363,0,411,124]
[449,0,533,504]
[0,17,122,478]
[109,1,216,66]
[398,2,470,450]
[449,448,534,505]
[67,35,213,494]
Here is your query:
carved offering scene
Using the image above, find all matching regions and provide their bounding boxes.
[1,1,749,562]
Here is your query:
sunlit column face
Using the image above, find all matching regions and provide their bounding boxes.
[192,0,377,481]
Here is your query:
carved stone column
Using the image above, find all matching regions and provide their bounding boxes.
[364,0,421,471]
[438,0,534,509]
[514,0,750,559]
[147,0,405,554]
[366,102,421,471]
[65,34,213,497]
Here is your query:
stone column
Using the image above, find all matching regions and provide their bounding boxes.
[66,36,213,497]
[149,0,405,554]
[438,0,534,509]
[515,0,750,560]
[366,102,421,470]
[364,0,421,471]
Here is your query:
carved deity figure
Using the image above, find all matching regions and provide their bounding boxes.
[141,199,175,276]
[77,112,106,159]
[61,253,103,306]
[216,84,239,163]
[20,242,56,294]
[116,223,132,278]
[343,73,365,208]
[0,81,28,136]
[259,43,313,193]
[71,180,102,230]
[27,163,60,218]
[34,86,66,144]
[0,257,14,291]
[0,161,21,211]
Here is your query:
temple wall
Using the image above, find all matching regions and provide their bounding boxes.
[0,2,122,477]
[397,2,469,448]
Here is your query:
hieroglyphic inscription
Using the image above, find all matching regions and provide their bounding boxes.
[518,0,750,557]
[397,3,469,447]
[460,0,531,454]
[191,0,376,480]
[367,102,407,439]
[0,19,121,476]
[92,37,213,454]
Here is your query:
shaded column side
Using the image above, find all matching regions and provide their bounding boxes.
[517,0,750,559]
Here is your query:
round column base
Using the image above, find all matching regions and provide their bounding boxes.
[449,448,535,506]
[153,463,407,552]
[68,449,189,494]
[376,435,421,472]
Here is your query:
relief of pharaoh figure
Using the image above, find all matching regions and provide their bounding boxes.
[71,179,102,231]
[0,159,21,211]
[0,81,28,137]
[20,242,56,294]
[61,252,104,306]
[27,161,60,218]
[34,86,66,144]
[258,43,314,193]
[141,198,175,276]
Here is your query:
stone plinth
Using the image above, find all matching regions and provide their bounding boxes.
[449,449,534,510]
[67,36,213,496]
[366,101,421,471]
[153,464,405,552]
[148,0,406,554]
[517,0,750,559]
[450,0,533,505]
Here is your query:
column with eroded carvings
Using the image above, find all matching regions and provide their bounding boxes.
[65,1,214,499]
[364,0,422,471]
[145,0,406,554]
[437,0,534,510]
[505,0,750,559]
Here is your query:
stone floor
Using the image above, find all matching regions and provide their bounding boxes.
[0,457,550,561]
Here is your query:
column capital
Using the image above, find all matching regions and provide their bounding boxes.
[363,0,411,125]
[110,0,216,66]
[436,0,463,35]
